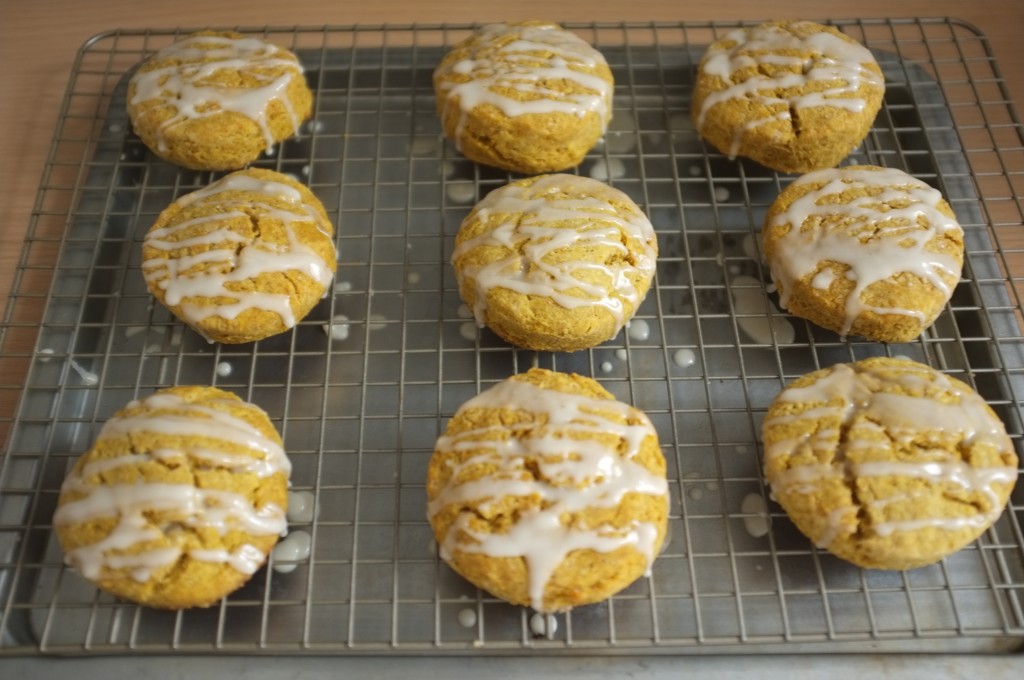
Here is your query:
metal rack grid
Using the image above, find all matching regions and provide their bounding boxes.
[1,18,1023,656]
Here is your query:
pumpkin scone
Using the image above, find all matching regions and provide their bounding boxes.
[54,386,291,609]
[434,21,613,174]
[142,168,337,344]
[692,20,884,173]
[451,174,658,352]
[762,357,1018,570]
[128,31,313,170]
[762,165,963,342]
[427,368,669,613]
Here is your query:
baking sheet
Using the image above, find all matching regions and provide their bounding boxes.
[0,20,1023,655]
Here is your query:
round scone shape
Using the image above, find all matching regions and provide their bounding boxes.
[452,174,658,352]
[54,386,290,609]
[427,368,669,613]
[434,21,613,174]
[762,357,1018,570]
[692,20,884,173]
[142,168,337,344]
[127,31,313,171]
[762,165,964,342]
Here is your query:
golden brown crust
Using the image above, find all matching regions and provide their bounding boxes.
[452,174,657,352]
[762,165,963,342]
[55,386,288,609]
[762,358,1017,570]
[427,368,669,612]
[142,168,337,344]
[128,31,313,171]
[434,21,613,174]
[692,21,884,173]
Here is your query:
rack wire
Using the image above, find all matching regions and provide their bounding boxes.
[1,19,1023,655]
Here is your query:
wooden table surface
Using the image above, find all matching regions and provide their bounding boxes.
[1,0,1022,325]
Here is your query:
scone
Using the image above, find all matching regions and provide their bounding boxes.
[427,368,669,612]
[128,31,313,170]
[762,165,964,342]
[142,168,337,344]
[54,386,290,609]
[762,357,1018,570]
[434,21,613,174]
[451,174,658,352]
[692,20,884,173]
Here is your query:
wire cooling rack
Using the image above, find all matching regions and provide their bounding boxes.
[1,19,1023,656]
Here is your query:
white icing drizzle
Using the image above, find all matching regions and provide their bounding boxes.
[730,275,795,345]
[436,23,612,149]
[286,490,316,523]
[768,166,963,337]
[530,612,558,636]
[589,157,626,182]
[815,506,856,548]
[768,461,842,494]
[764,361,1017,539]
[54,391,289,581]
[56,482,285,579]
[323,314,351,341]
[130,34,305,153]
[810,268,835,290]
[627,318,651,342]
[69,359,100,386]
[452,175,657,332]
[740,492,771,538]
[64,514,179,582]
[672,348,696,369]
[270,529,312,574]
[858,460,1017,537]
[698,22,883,158]
[85,392,290,478]
[191,544,267,575]
[457,607,478,628]
[429,377,668,612]
[142,172,336,333]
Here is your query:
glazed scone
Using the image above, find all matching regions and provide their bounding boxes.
[427,368,669,612]
[762,357,1018,570]
[692,20,884,173]
[54,386,290,609]
[762,165,964,342]
[451,174,658,352]
[128,31,313,170]
[142,168,337,344]
[434,21,613,174]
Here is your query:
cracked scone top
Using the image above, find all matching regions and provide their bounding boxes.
[142,168,337,344]
[434,21,613,174]
[762,357,1018,570]
[692,20,884,173]
[452,174,658,352]
[54,386,290,609]
[762,165,964,342]
[427,369,669,613]
[127,31,313,171]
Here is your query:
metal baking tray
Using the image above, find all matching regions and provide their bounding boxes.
[1,19,1023,655]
